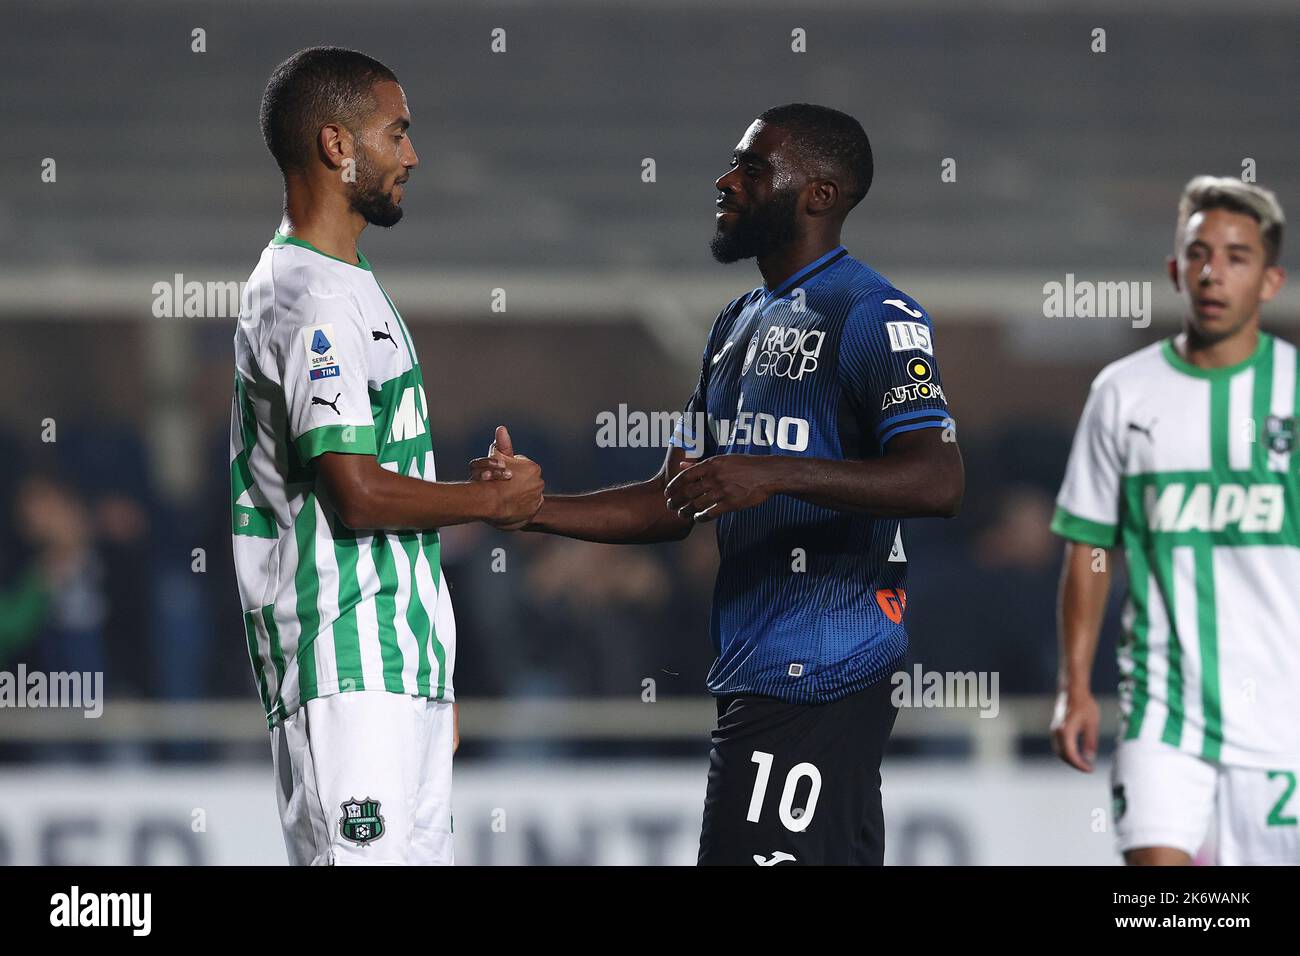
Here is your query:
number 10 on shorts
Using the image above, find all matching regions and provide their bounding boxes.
[748,750,823,832]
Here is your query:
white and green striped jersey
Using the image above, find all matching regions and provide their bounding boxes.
[230,232,455,727]
[1053,332,1300,769]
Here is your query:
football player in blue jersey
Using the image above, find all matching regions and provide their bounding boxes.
[476,104,963,865]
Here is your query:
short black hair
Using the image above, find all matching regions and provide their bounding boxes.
[757,103,873,210]
[260,46,398,174]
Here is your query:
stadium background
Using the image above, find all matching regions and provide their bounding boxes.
[1,0,1297,864]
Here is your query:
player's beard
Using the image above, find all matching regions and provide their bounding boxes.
[710,186,802,264]
[349,145,404,228]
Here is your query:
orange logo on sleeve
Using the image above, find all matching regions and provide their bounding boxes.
[875,588,907,624]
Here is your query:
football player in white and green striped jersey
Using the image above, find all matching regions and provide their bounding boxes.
[232,47,543,866]
[1051,176,1299,865]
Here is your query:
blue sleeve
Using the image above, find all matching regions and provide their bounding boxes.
[839,288,954,448]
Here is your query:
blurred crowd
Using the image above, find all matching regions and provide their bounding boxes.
[0,414,1123,707]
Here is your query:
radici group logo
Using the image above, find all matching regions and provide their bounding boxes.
[747,324,826,381]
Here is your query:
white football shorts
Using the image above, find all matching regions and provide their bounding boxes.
[1112,737,1300,865]
[270,691,455,865]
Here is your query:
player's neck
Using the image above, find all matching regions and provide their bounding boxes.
[1176,320,1261,370]
[280,182,367,266]
[757,236,843,292]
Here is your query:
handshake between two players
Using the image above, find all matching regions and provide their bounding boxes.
[469,425,743,529]
[466,426,544,530]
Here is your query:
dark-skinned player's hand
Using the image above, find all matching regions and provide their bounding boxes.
[664,454,776,522]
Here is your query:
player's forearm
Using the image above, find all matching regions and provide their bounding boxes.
[525,481,692,544]
[765,454,963,517]
[333,469,502,531]
[1057,541,1111,693]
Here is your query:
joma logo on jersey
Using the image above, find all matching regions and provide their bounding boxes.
[1145,482,1284,533]
[389,384,428,442]
[752,325,824,381]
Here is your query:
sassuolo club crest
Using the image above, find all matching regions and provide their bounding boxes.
[339,797,385,845]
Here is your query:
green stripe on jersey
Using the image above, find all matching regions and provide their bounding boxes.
[370,534,407,693]
[1158,546,1183,747]
[262,604,288,722]
[330,518,365,692]
[232,373,277,538]
[1194,541,1223,761]
[294,492,321,702]
[294,423,377,462]
[243,609,272,716]
[421,530,448,698]
[398,533,433,697]
[1122,519,1152,741]
[1209,376,1230,475]
[1050,505,1117,547]
[1251,346,1275,475]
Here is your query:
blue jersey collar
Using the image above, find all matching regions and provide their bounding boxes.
[763,245,849,302]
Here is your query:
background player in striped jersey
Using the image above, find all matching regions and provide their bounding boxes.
[475,105,964,864]
[1051,177,1300,864]
[231,48,542,865]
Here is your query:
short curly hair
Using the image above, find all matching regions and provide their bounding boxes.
[758,103,874,210]
[260,47,398,174]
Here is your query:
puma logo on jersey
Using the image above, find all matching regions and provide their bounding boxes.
[1127,419,1157,441]
[754,851,797,866]
[389,384,428,442]
[311,393,341,415]
[372,321,398,348]
[1146,482,1284,533]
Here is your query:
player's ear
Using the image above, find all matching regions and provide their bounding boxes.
[1166,255,1181,292]
[808,178,838,215]
[317,122,351,171]
[1260,264,1286,303]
